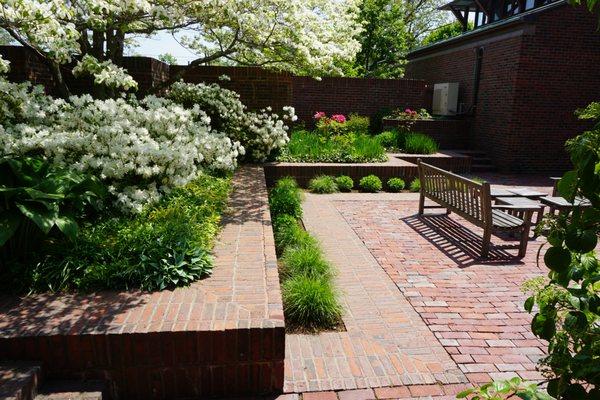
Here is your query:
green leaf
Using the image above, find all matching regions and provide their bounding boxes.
[456,388,475,398]
[563,311,587,330]
[55,214,79,241]
[15,201,57,234]
[0,211,21,246]
[492,380,511,393]
[525,296,535,313]
[558,170,578,200]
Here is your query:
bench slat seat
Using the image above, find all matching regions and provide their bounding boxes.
[417,160,534,258]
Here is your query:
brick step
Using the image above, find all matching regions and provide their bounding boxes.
[0,362,42,400]
[34,381,104,400]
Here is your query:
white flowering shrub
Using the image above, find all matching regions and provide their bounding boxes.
[0,75,242,213]
[166,81,296,161]
[72,55,138,91]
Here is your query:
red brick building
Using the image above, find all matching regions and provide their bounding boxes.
[405,1,600,173]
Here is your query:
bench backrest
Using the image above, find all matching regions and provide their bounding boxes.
[418,160,492,228]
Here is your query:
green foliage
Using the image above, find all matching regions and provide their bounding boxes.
[269,177,303,219]
[403,132,439,154]
[315,114,370,136]
[0,155,106,263]
[335,176,354,192]
[308,176,339,194]
[457,377,553,400]
[409,178,421,192]
[375,130,400,150]
[2,173,231,292]
[158,53,178,65]
[386,178,405,192]
[353,0,409,77]
[359,175,382,192]
[282,275,342,329]
[273,215,316,253]
[269,177,342,330]
[421,21,474,46]
[281,242,332,279]
[278,130,387,163]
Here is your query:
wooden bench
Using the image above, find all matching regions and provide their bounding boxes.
[417,160,537,258]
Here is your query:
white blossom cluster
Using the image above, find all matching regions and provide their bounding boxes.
[0,76,242,213]
[167,81,295,161]
[73,55,138,91]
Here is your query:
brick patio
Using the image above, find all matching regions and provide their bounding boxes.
[286,176,552,399]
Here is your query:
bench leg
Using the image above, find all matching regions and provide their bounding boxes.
[482,228,491,258]
[418,191,425,215]
[518,211,533,258]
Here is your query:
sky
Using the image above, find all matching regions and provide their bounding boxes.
[127,31,200,65]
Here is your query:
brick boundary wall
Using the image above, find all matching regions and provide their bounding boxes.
[0,166,285,400]
[404,3,600,174]
[382,118,472,149]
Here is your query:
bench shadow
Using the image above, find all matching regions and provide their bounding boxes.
[403,213,525,268]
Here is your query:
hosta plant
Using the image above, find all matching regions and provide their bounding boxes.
[0,155,105,261]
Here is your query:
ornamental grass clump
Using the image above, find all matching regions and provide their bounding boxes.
[409,178,421,192]
[359,175,382,192]
[308,175,338,194]
[403,132,439,154]
[268,177,342,330]
[282,275,342,329]
[335,175,354,192]
[386,177,406,192]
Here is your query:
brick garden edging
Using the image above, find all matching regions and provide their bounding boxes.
[264,153,471,188]
[0,166,285,399]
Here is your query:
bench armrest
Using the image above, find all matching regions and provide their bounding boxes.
[492,204,540,212]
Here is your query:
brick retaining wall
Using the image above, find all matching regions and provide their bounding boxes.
[0,166,285,399]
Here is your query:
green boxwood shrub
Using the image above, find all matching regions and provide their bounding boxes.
[282,275,342,329]
[359,175,382,192]
[335,175,354,192]
[386,177,406,192]
[403,133,439,154]
[410,178,421,192]
[344,113,370,136]
[308,175,338,194]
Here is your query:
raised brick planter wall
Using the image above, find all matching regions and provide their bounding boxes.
[264,152,471,188]
[0,166,285,400]
[405,3,600,174]
[382,118,471,149]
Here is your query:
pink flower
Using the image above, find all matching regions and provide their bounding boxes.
[404,108,412,113]
[314,111,326,120]
[331,114,346,123]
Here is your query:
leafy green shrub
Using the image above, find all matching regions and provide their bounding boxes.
[3,173,231,292]
[273,215,316,253]
[269,177,302,219]
[359,175,382,192]
[281,242,332,279]
[308,175,338,194]
[403,132,439,154]
[344,113,370,135]
[386,177,405,192]
[0,155,106,263]
[375,130,399,149]
[278,130,386,163]
[282,275,342,329]
[335,176,354,192]
[409,178,421,192]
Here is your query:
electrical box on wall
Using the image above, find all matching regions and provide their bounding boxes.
[432,83,459,116]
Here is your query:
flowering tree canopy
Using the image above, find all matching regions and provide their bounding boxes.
[0,0,362,97]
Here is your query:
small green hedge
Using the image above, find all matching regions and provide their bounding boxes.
[308,175,338,194]
[335,175,354,192]
[387,178,406,192]
[359,175,382,192]
[270,177,342,330]
[410,178,421,192]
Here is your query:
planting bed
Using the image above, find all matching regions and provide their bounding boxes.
[0,166,285,399]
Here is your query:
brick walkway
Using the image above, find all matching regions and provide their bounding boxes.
[286,178,551,399]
